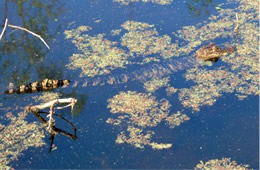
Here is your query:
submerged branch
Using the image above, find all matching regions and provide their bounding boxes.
[8,24,50,49]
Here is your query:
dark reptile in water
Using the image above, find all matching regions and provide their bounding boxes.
[68,43,235,87]
[4,43,235,92]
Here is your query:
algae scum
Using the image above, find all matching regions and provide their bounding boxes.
[0,0,258,169]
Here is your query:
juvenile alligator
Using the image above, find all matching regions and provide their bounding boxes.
[4,79,70,94]
[4,44,235,91]
[69,43,236,87]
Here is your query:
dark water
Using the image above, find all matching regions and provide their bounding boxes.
[0,0,259,169]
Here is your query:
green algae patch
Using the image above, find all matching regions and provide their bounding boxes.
[166,86,178,96]
[32,92,61,103]
[106,91,189,149]
[0,111,46,168]
[65,26,129,77]
[195,158,250,170]
[64,21,181,81]
[121,21,177,59]
[143,77,170,93]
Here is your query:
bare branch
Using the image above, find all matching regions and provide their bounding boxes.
[8,24,50,49]
[0,18,8,41]
[30,98,77,112]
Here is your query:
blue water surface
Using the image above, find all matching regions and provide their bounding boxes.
[0,0,258,169]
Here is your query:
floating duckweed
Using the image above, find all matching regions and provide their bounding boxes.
[111,29,122,36]
[149,142,172,149]
[0,111,46,168]
[108,91,171,127]
[107,91,189,149]
[115,126,154,148]
[121,21,176,59]
[64,25,92,39]
[166,111,190,128]
[32,92,61,103]
[179,68,243,111]
[116,126,172,150]
[64,20,189,84]
[65,26,129,77]
[166,86,178,96]
[195,158,250,170]
[143,77,170,92]
[113,0,173,5]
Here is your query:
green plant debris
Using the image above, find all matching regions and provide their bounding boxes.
[166,86,178,96]
[115,126,172,149]
[94,19,102,23]
[65,20,181,80]
[32,92,61,103]
[65,26,129,77]
[0,111,46,168]
[121,21,177,59]
[113,0,173,5]
[195,158,250,170]
[107,91,189,149]
[143,77,170,92]
[111,29,122,36]
[166,111,190,128]
[107,91,170,128]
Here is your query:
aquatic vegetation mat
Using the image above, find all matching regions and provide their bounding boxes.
[0,111,46,168]
[106,91,189,149]
[195,157,250,170]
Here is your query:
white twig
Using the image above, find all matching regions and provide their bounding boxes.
[0,18,8,41]
[56,98,77,113]
[8,24,50,49]
[47,104,55,130]
[30,98,77,111]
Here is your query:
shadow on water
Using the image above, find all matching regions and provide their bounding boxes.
[0,0,65,86]
[186,0,216,17]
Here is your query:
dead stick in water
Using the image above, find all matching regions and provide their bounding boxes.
[28,98,77,130]
[8,24,50,49]
[0,18,8,41]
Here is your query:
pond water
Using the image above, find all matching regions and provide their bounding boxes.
[0,0,259,169]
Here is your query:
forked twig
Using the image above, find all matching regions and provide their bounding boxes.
[28,98,78,153]
[29,98,77,131]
